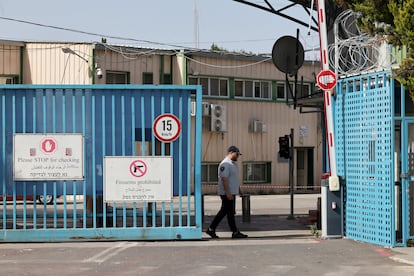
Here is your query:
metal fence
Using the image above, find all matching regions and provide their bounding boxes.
[335,71,395,246]
[0,85,203,242]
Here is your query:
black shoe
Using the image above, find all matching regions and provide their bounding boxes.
[206,228,219,239]
[232,231,248,239]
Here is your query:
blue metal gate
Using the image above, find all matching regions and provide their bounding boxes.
[0,85,203,242]
[335,71,396,246]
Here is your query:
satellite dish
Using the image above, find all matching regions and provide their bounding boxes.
[271,36,305,74]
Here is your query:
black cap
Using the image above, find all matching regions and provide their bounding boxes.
[228,145,242,155]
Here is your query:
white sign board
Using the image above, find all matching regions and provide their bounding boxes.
[13,134,84,181]
[104,156,173,202]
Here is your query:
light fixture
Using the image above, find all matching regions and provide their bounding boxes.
[96,67,103,79]
[61,47,89,63]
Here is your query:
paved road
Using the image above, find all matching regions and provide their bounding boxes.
[1,194,414,275]
[1,238,414,276]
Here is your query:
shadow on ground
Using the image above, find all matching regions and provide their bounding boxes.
[203,214,314,232]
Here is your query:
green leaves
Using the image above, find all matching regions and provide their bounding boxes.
[342,0,414,100]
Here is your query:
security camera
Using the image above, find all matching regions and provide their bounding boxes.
[96,67,103,79]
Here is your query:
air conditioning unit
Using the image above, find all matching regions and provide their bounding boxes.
[202,102,210,116]
[210,104,227,132]
[191,101,210,117]
[249,120,267,133]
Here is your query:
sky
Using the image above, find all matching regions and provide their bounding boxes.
[0,0,320,57]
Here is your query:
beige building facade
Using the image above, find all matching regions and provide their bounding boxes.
[0,40,324,194]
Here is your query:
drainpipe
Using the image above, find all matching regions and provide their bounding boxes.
[160,55,164,84]
[20,45,24,84]
[92,44,97,84]
[177,50,187,85]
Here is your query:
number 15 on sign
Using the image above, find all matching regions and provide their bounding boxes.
[153,114,181,142]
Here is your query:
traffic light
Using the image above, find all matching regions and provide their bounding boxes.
[278,135,290,159]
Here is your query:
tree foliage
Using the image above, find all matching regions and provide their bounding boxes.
[210,43,228,52]
[341,0,414,99]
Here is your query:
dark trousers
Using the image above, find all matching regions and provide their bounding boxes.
[209,195,238,233]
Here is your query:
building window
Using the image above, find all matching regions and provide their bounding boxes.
[0,76,19,84]
[235,79,271,100]
[143,72,154,84]
[199,77,209,96]
[243,162,271,184]
[201,162,219,183]
[276,82,285,99]
[261,82,270,98]
[188,76,229,97]
[235,80,243,97]
[296,83,311,99]
[106,71,129,84]
[276,82,311,101]
[245,81,253,97]
[162,73,172,84]
[210,78,220,96]
[188,77,197,86]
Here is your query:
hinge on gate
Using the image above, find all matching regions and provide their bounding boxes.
[400,173,409,178]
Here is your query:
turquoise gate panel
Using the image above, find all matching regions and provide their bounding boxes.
[0,85,203,242]
[335,72,395,246]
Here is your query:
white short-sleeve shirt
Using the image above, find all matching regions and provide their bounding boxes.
[217,156,239,195]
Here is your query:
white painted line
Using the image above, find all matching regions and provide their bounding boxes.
[264,265,295,274]
[82,242,136,263]
[389,256,414,266]
[186,265,227,275]
[324,265,360,276]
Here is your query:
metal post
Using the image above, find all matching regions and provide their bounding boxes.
[287,128,295,220]
[241,194,251,222]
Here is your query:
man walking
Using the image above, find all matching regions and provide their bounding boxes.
[206,146,248,239]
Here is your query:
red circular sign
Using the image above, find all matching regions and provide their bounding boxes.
[129,160,147,178]
[317,69,337,90]
[41,138,57,154]
[153,114,181,142]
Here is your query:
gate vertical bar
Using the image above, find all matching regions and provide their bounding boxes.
[194,85,203,229]
[1,94,5,229]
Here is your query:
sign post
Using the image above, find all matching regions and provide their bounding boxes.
[317,0,339,186]
[317,0,342,239]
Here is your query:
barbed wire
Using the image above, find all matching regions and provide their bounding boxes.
[330,9,395,76]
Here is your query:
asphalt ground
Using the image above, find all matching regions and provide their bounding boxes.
[203,194,414,266]
[1,194,414,276]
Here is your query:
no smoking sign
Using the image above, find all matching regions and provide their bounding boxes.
[153,114,181,142]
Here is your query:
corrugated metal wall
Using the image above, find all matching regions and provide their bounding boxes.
[0,43,21,76]
[0,85,203,242]
[187,55,319,80]
[95,49,163,85]
[24,43,92,84]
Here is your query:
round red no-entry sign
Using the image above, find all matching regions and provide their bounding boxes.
[317,69,337,90]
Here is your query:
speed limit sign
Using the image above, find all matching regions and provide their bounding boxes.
[153,114,181,142]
